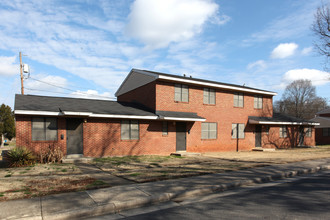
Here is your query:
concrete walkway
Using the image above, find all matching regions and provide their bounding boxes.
[1,158,329,220]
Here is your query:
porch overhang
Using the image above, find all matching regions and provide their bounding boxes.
[156,110,206,122]
[248,113,320,126]
[248,118,319,126]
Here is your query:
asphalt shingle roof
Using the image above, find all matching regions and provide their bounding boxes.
[249,113,315,124]
[14,94,156,116]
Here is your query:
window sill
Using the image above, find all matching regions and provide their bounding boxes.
[174,101,189,104]
[203,104,216,106]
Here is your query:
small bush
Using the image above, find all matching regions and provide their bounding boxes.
[37,144,63,164]
[4,147,36,167]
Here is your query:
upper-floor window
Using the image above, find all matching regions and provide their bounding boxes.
[322,128,330,137]
[201,122,217,139]
[232,123,245,139]
[203,88,215,105]
[32,117,58,141]
[121,120,139,140]
[174,84,189,102]
[234,93,244,107]
[254,95,263,109]
[279,126,287,138]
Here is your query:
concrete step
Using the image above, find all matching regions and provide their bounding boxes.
[171,151,201,157]
[252,148,276,152]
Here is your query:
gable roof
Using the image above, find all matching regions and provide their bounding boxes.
[15,94,158,119]
[316,108,330,115]
[248,113,319,126]
[14,94,205,121]
[310,116,330,128]
[115,69,277,97]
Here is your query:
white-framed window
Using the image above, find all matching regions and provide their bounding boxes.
[279,126,287,138]
[234,93,244,107]
[201,122,217,139]
[305,127,312,137]
[32,117,58,141]
[254,95,263,109]
[121,120,139,140]
[323,128,330,137]
[232,123,245,139]
[203,88,215,104]
[162,121,168,136]
[174,84,189,102]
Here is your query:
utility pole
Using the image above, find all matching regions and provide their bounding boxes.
[19,52,24,95]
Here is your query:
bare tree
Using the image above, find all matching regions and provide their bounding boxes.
[312,3,330,67]
[274,79,328,119]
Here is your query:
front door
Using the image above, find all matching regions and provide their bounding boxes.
[255,125,262,148]
[176,122,186,151]
[66,118,83,155]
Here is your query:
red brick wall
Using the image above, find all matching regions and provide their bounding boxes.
[155,80,274,152]
[261,125,316,148]
[315,128,330,145]
[15,116,66,155]
[83,119,176,157]
[117,81,156,110]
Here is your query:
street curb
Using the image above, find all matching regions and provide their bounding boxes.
[41,164,330,220]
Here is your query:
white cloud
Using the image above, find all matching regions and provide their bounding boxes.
[270,43,298,59]
[247,60,267,71]
[282,68,330,86]
[71,90,114,100]
[301,47,313,55]
[126,0,223,49]
[0,56,18,76]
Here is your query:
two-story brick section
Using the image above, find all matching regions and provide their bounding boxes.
[311,108,330,145]
[15,69,318,157]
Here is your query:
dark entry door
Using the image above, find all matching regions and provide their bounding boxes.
[66,118,83,155]
[255,125,262,148]
[176,122,186,151]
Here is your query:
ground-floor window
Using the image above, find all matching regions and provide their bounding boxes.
[121,120,139,140]
[323,128,330,137]
[32,117,58,141]
[305,127,312,137]
[279,126,287,138]
[162,121,168,136]
[201,122,217,139]
[232,123,245,139]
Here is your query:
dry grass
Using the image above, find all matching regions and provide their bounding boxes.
[94,146,330,183]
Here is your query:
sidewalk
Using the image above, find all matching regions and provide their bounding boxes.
[1,158,330,220]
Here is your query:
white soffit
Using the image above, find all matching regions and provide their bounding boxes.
[157,75,277,96]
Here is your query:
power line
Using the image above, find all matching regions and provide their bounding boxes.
[26,77,116,100]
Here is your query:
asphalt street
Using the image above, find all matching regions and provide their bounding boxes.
[89,170,330,220]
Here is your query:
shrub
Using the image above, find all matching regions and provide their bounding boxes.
[38,144,63,163]
[4,147,36,167]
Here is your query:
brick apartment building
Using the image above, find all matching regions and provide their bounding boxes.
[14,69,318,157]
[311,108,330,145]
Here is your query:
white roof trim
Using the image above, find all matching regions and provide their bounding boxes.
[62,111,92,116]
[15,110,62,116]
[90,114,158,119]
[15,110,158,120]
[162,116,206,122]
[249,119,319,125]
[157,75,277,96]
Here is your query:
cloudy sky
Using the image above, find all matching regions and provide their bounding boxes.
[0,0,329,108]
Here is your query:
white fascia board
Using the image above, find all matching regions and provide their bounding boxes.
[90,114,158,120]
[62,111,92,116]
[158,75,277,96]
[162,117,206,122]
[257,121,320,126]
[15,110,61,116]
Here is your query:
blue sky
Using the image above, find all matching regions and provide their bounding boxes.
[0,0,329,109]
